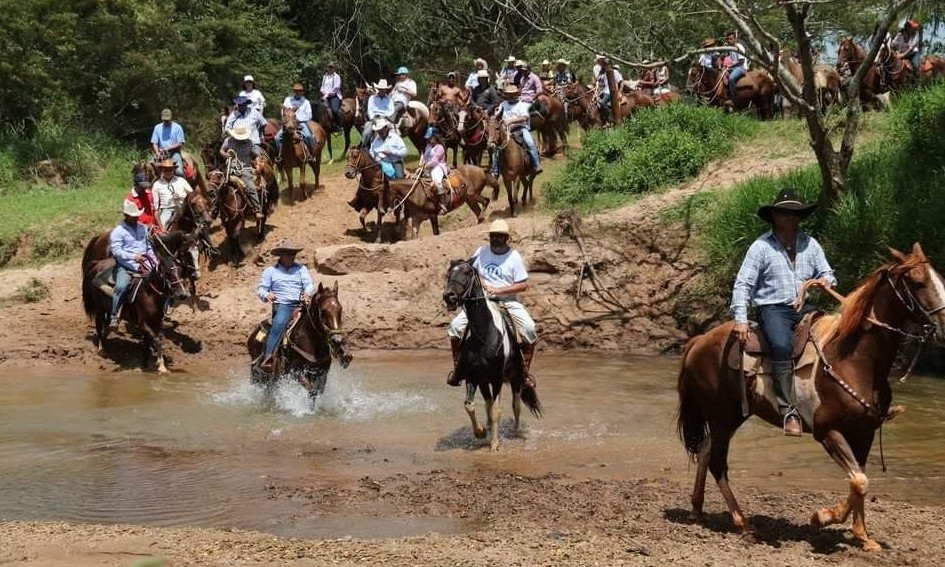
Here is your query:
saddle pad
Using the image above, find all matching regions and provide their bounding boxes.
[743,311,819,359]
[727,315,839,376]
[253,310,299,349]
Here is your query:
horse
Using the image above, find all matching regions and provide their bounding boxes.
[81,229,199,287]
[81,239,192,373]
[313,96,341,162]
[442,260,542,451]
[397,101,430,155]
[877,41,914,91]
[486,116,536,217]
[686,64,775,119]
[344,147,394,242]
[430,100,462,167]
[149,151,210,199]
[164,191,215,292]
[778,54,843,117]
[209,159,267,267]
[560,81,603,130]
[247,281,352,398]
[383,163,495,239]
[279,107,326,201]
[338,96,359,156]
[457,104,489,166]
[921,56,945,82]
[837,38,887,108]
[529,93,569,156]
[353,87,370,134]
[676,244,945,552]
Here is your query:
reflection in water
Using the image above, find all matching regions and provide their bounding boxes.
[0,350,942,538]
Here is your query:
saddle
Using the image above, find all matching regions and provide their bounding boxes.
[252,308,304,364]
[90,259,144,303]
[726,311,828,376]
[420,170,465,209]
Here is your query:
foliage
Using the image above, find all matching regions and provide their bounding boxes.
[544,104,755,208]
[14,277,50,303]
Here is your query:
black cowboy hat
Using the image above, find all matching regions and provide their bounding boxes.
[757,188,817,223]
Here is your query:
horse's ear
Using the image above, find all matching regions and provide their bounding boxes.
[912,242,927,260]
[449,259,462,268]
[318,282,325,293]
[888,246,908,262]
[333,280,338,294]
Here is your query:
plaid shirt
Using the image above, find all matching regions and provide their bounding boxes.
[730,230,836,324]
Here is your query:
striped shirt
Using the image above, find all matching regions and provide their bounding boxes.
[730,230,836,324]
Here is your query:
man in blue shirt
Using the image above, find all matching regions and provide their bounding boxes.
[731,188,836,436]
[224,96,267,157]
[724,31,748,104]
[362,79,396,146]
[256,240,315,371]
[150,108,186,177]
[368,118,408,179]
[491,84,542,179]
[108,200,159,329]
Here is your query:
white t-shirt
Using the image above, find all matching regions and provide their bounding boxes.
[152,176,192,211]
[472,245,529,292]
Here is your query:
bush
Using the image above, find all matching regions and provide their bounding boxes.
[15,277,50,303]
[545,104,756,208]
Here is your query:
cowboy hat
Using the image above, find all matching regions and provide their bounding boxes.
[595,54,606,61]
[157,158,176,170]
[446,71,457,78]
[123,200,143,217]
[228,124,252,141]
[292,83,305,91]
[327,61,336,67]
[474,57,488,68]
[485,219,510,235]
[372,118,391,131]
[701,38,717,48]
[374,79,392,90]
[396,66,410,75]
[541,59,550,66]
[476,69,490,78]
[233,95,250,105]
[243,75,255,84]
[757,188,817,223]
[506,55,517,63]
[556,58,570,65]
[501,84,521,96]
[160,108,173,120]
[270,240,304,256]
[133,172,151,188]
[514,59,526,68]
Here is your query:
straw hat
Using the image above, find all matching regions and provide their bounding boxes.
[157,158,176,170]
[270,239,304,256]
[374,79,392,90]
[506,55,516,63]
[243,75,255,84]
[514,59,526,68]
[701,38,718,48]
[372,118,391,131]
[485,219,510,235]
[122,200,143,217]
[501,84,521,96]
[556,58,570,65]
[228,124,252,141]
[476,69,490,78]
[474,58,488,68]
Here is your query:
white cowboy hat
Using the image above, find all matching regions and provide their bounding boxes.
[474,58,488,68]
[243,75,255,83]
[372,118,391,131]
[556,58,570,65]
[541,59,550,66]
[514,59,526,68]
[374,79,392,90]
[476,69,490,78]
[228,124,252,141]
[485,219,511,235]
[506,55,516,63]
[123,200,143,217]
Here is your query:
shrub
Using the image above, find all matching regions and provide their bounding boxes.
[15,277,50,303]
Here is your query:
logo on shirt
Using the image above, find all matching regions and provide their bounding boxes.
[482,262,504,282]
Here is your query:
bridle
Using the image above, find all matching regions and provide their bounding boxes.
[876,267,945,343]
[345,150,384,194]
[302,291,347,359]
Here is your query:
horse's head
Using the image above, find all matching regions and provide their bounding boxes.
[312,281,352,367]
[187,191,213,226]
[132,160,156,183]
[886,243,945,342]
[157,251,191,302]
[686,65,705,90]
[443,259,478,311]
[344,148,366,179]
[485,116,504,151]
[837,37,862,66]
[282,108,298,132]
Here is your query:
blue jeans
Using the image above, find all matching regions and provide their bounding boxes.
[756,303,814,362]
[273,124,313,153]
[728,67,746,100]
[265,303,298,357]
[326,95,341,122]
[110,266,133,320]
[909,51,921,77]
[491,127,540,178]
[598,93,612,122]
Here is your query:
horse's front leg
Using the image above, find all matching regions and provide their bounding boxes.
[142,319,168,374]
[464,382,485,439]
[487,386,502,452]
[375,208,384,243]
[511,388,522,433]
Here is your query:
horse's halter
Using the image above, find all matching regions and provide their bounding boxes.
[304,291,346,359]
[446,261,488,308]
[880,265,945,340]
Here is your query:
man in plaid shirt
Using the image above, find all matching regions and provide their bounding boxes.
[731,188,835,436]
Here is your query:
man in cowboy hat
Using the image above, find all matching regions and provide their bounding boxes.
[731,188,836,437]
[127,172,159,229]
[501,56,519,88]
[469,69,501,114]
[492,84,542,178]
[363,79,396,146]
[596,57,622,125]
[517,61,544,104]
[391,66,418,128]
[465,58,489,90]
[150,109,186,177]
[592,54,606,84]
[368,118,407,179]
[892,19,922,80]
[220,124,265,220]
[277,83,317,161]
[320,62,343,131]
[152,158,193,230]
[554,59,574,87]
[540,59,554,81]
[224,95,267,155]
[446,219,539,388]
[256,239,315,371]
[699,38,718,70]
[238,75,266,115]
[108,200,159,329]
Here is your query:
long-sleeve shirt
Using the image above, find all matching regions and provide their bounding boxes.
[238,88,266,115]
[109,221,156,272]
[320,72,342,98]
[554,69,574,86]
[282,96,312,122]
[597,69,623,95]
[423,143,448,175]
[257,263,315,305]
[471,85,501,113]
[519,72,544,102]
[498,100,530,128]
[392,78,417,105]
[464,71,480,89]
[152,176,192,212]
[730,230,836,324]
[224,108,267,145]
[699,53,716,69]
[369,131,408,163]
[892,32,919,57]
[367,94,395,120]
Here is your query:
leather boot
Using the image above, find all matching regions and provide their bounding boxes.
[772,360,801,436]
[521,341,537,388]
[446,337,463,386]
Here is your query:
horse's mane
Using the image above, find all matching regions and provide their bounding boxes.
[833,254,926,343]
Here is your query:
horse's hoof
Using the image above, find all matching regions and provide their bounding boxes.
[490,442,500,452]
[862,539,882,553]
[473,428,487,439]
[157,365,169,374]
[810,509,830,527]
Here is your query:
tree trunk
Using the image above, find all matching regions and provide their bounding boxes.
[605,69,621,123]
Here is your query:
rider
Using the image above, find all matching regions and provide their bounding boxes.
[554,59,574,87]
[724,31,747,104]
[256,239,315,371]
[108,200,158,329]
[220,124,265,220]
[699,38,718,70]
[152,158,193,230]
[470,70,501,114]
[491,84,542,178]
[465,58,488,90]
[891,20,922,80]
[540,59,554,81]
[638,60,658,92]
[391,66,418,128]
[320,62,343,131]
[422,127,450,214]
[238,75,266,116]
[731,188,836,437]
[446,219,539,389]
[653,59,671,95]
[501,56,518,87]
[224,96,267,158]
[368,118,408,179]
[150,109,186,177]
[277,83,317,162]
[437,72,464,106]
[517,62,544,105]
[127,173,159,229]
[363,79,396,146]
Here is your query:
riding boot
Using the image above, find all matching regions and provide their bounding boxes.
[446,336,463,386]
[772,360,801,436]
[520,341,537,388]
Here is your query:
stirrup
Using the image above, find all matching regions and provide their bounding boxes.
[446,370,462,387]
[782,411,802,437]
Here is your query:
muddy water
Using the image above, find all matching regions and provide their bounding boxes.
[1,351,943,539]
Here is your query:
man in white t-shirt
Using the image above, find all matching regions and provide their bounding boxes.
[447,219,538,388]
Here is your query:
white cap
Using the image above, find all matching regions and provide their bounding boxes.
[243,75,255,83]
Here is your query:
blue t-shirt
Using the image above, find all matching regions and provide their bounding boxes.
[151,122,185,150]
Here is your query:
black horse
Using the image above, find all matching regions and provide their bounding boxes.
[443,260,541,451]
[246,281,353,398]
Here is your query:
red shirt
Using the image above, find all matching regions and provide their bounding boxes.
[126,189,159,228]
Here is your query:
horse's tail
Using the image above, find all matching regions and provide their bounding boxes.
[521,385,542,418]
[80,236,100,320]
[676,336,707,461]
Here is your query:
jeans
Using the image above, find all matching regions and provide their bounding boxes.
[598,92,612,122]
[491,127,540,177]
[238,168,261,212]
[728,67,746,100]
[273,124,313,153]
[448,299,538,344]
[909,51,921,77]
[265,302,298,357]
[756,303,814,362]
[110,266,134,320]
[326,95,341,123]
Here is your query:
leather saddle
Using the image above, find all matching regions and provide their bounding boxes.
[90,258,144,302]
[727,311,834,376]
[743,311,820,359]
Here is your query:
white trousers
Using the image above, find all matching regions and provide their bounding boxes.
[448,300,537,344]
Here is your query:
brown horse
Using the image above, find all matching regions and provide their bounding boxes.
[877,41,914,91]
[338,96,359,156]
[343,147,401,243]
[247,281,352,398]
[561,81,603,130]
[384,164,495,239]
[429,100,462,167]
[529,93,569,156]
[779,54,843,116]
[486,117,536,217]
[353,87,370,133]
[676,244,945,551]
[81,238,192,373]
[921,56,945,82]
[208,164,265,267]
[837,38,886,107]
[279,107,326,201]
[457,104,489,166]
[686,64,775,119]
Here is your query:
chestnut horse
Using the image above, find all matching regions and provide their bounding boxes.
[837,38,886,107]
[343,147,401,243]
[561,81,603,130]
[677,244,945,551]
[921,56,945,82]
[279,107,326,201]
[486,116,536,217]
[208,161,267,267]
[529,93,569,156]
[457,104,489,166]
[686,64,775,119]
